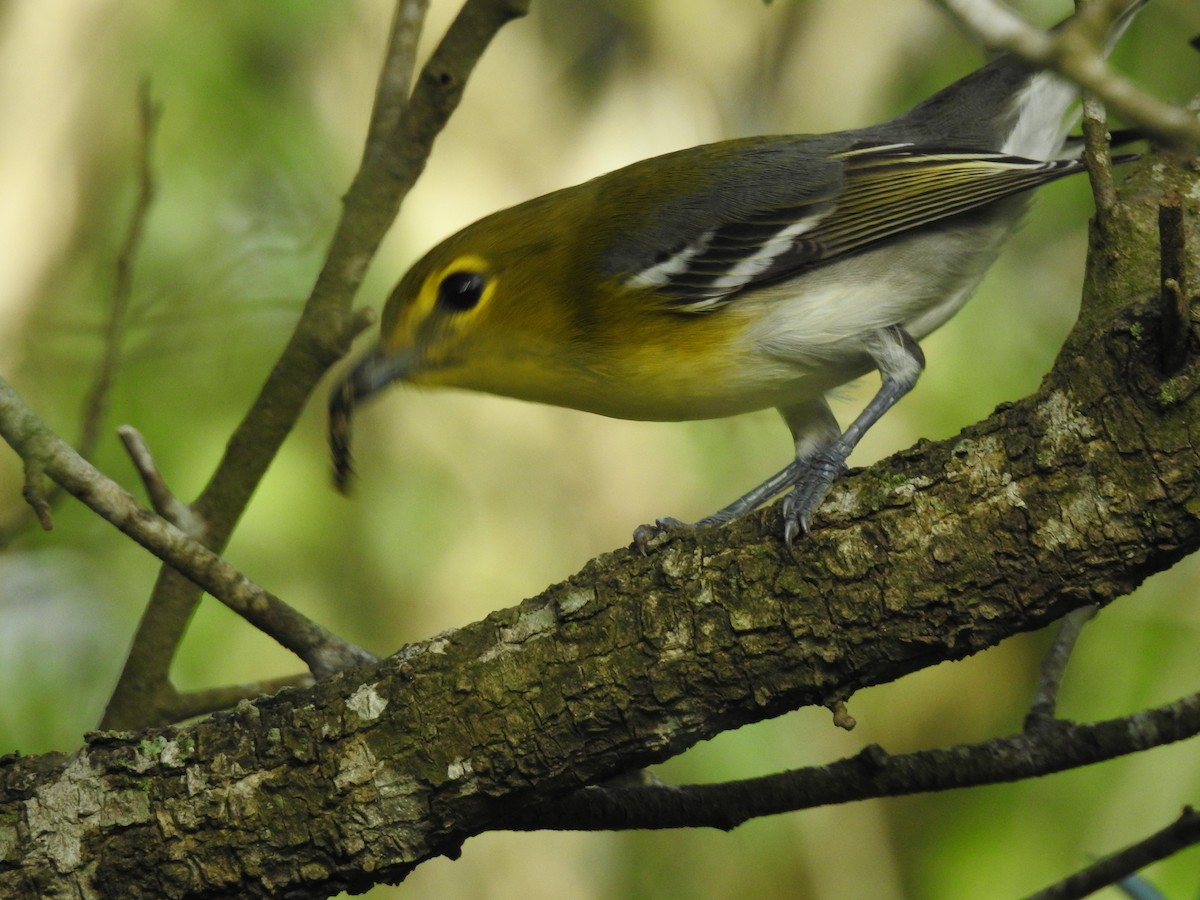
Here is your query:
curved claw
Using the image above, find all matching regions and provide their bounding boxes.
[782,498,804,549]
[781,452,849,547]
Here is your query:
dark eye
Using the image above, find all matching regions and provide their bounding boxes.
[436,270,488,312]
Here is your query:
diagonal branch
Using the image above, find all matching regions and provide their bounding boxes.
[2,144,1197,895]
[499,691,1200,832]
[77,82,161,469]
[361,0,430,167]
[0,376,376,679]
[0,84,160,548]
[1028,806,1200,900]
[1024,605,1097,728]
[932,0,1200,146]
[100,0,531,731]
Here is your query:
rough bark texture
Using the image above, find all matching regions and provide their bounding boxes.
[1,149,1196,899]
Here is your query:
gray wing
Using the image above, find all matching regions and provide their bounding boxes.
[613,141,1082,313]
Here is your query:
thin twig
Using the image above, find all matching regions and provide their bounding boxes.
[1025,604,1096,729]
[21,461,52,531]
[79,81,160,462]
[1027,806,1200,900]
[1080,92,1117,213]
[0,376,377,679]
[362,0,429,167]
[101,0,529,731]
[0,84,160,548]
[502,690,1200,833]
[168,674,315,721]
[932,0,1200,147]
[117,425,203,536]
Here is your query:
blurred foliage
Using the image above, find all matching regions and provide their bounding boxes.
[1,1,1199,898]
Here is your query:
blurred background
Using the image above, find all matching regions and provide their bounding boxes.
[1,0,1198,897]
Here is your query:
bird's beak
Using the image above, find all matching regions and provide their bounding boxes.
[328,345,420,493]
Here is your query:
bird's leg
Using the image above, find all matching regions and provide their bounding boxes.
[631,401,837,551]
[632,326,924,553]
[632,327,923,551]
[780,325,924,544]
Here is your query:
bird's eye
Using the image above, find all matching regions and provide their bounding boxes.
[436,270,488,312]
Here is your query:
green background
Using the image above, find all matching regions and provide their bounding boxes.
[1,1,1198,897]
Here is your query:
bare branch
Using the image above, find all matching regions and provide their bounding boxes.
[1024,605,1096,729]
[117,425,202,536]
[932,0,1200,146]
[0,84,160,548]
[0,376,376,679]
[102,0,530,730]
[169,674,315,721]
[1028,806,1200,900]
[502,691,1200,832]
[361,0,429,166]
[78,82,160,463]
[1158,189,1191,374]
[20,458,52,531]
[1081,92,1118,213]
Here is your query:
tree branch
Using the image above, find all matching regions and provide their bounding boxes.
[0,376,376,679]
[1024,605,1096,729]
[1158,188,1191,374]
[0,84,160,547]
[5,267,1200,892]
[361,0,430,167]
[117,426,202,535]
[1028,806,1200,900]
[99,0,530,731]
[500,692,1200,831]
[932,0,1200,146]
[78,83,160,472]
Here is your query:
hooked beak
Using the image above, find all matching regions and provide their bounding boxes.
[328,346,420,493]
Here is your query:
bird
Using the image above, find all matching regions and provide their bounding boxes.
[329,2,1146,548]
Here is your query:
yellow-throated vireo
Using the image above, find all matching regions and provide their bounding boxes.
[330,1,1147,548]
